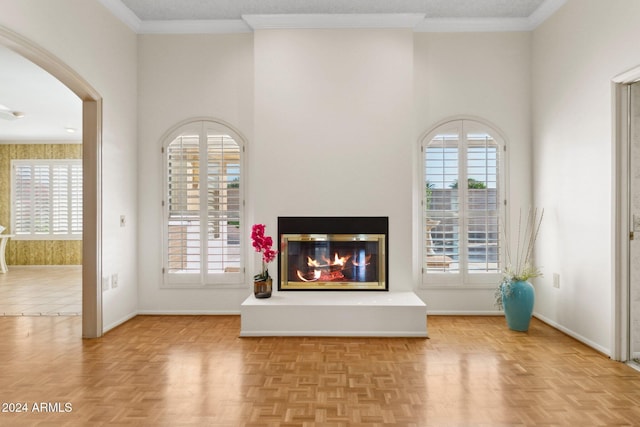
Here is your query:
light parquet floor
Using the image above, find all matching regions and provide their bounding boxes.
[0,315,639,426]
[0,266,81,316]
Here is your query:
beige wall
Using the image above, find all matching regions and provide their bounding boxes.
[137,33,254,312]
[0,143,82,265]
[532,0,640,354]
[1,0,139,330]
[413,31,532,312]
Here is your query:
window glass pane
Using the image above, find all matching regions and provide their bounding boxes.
[207,134,241,273]
[167,135,202,274]
[466,135,500,274]
[425,134,460,273]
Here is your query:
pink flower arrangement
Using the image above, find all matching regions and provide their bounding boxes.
[251,224,277,281]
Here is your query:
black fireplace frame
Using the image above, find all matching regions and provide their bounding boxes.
[277,216,389,291]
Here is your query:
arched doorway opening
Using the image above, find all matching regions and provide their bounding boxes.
[0,25,102,338]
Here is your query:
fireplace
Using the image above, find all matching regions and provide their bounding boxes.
[278,217,388,291]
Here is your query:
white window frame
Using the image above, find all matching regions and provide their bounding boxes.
[420,118,507,287]
[11,159,82,240]
[161,119,245,288]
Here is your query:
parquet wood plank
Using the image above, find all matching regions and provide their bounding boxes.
[0,315,639,426]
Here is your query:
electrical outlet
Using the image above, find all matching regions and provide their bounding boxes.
[553,273,560,289]
[102,276,110,291]
[111,274,118,288]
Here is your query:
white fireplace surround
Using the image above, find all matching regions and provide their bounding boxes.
[240,291,427,337]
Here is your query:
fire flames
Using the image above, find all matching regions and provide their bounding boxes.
[296,252,371,282]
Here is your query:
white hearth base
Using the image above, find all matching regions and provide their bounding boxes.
[240,291,427,337]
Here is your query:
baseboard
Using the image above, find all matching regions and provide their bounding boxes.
[533,312,610,356]
[8,264,81,268]
[427,310,504,315]
[240,330,428,338]
[136,310,240,315]
[103,311,137,334]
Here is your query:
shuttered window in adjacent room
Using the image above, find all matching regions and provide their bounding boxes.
[11,159,82,239]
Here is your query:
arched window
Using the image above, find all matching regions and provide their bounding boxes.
[421,119,505,286]
[162,120,244,287]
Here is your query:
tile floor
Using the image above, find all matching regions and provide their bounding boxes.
[0,265,81,316]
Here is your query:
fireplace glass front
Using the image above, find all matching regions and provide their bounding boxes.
[278,217,388,291]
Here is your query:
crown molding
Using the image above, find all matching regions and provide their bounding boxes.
[96,0,141,33]
[415,17,530,33]
[527,0,567,30]
[139,20,252,34]
[242,13,426,30]
[415,0,566,33]
[98,0,567,34]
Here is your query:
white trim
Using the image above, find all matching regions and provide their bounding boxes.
[613,65,640,84]
[97,0,565,34]
[527,0,567,29]
[611,64,640,362]
[239,330,428,338]
[427,311,504,315]
[416,0,566,32]
[139,19,251,34]
[242,13,425,30]
[0,25,103,339]
[137,310,241,315]
[96,0,142,33]
[102,311,138,333]
[534,313,611,356]
[415,17,530,33]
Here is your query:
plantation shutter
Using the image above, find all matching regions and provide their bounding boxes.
[52,164,69,234]
[164,121,244,287]
[466,134,500,274]
[70,164,83,235]
[167,135,202,276]
[12,160,82,239]
[424,128,461,275]
[13,163,33,234]
[423,119,504,285]
[206,133,241,276]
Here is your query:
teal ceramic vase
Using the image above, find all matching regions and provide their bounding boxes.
[502,280,535,331]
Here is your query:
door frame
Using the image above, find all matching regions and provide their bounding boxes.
[0,25,103,338]
[612,65,640,361]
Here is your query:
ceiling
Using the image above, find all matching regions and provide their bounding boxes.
[122,0,546,20]
[0,0,565,141]
[0,46,81,142]
[103,0,566,32]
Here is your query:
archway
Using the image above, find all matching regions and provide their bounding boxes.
[0,25,102,338]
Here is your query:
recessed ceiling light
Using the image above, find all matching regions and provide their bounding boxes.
[65,127,76,133]
[0,109,25,121]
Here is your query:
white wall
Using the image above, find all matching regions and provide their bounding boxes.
[0,0,139,331]
[135,28,534,313]
[532,0,640,354]
[413,32,533,312]
[254,29,415,292]
[136,34,254,313]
